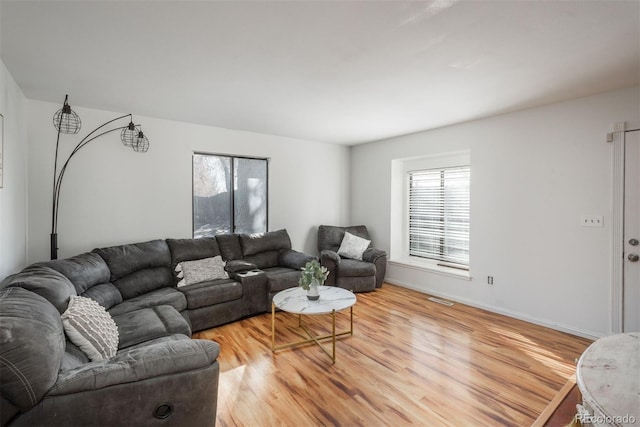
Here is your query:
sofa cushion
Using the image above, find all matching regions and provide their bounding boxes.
[80,283,123,310]
[120,334,190,352]
[112,267,175,300]
[1,265,76,313]
[338,259,376,277]
[61,296,119,362]
[167,237,221,269]
[240,229,291,256]
[176,256,228,287]
[108,287,187,317]
[216,233,243,261]
[0,288,65,412]
[48,338,219,396]
[186,300,244,332]
[62,334,191,372]
[93,239,172,281]
[34,252,111,295]
[243,251,280,269]
[233,228,294,270]
[279,250,316,270]
[113,305,191,349]
[263,267,301,293]
[60,341,90,372]
[93,240,174,301]
[180,279,243,309]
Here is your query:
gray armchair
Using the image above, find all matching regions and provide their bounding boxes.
[317,225,387,292]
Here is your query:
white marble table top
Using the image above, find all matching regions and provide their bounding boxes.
[272,286,356,315]
[576,332,640,426]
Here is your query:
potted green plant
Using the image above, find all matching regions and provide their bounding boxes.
[299,259,330,300]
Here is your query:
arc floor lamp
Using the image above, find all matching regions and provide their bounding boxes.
[50,94,150,260]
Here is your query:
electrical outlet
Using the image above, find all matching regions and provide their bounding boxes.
[488,276,493,285]
[581,215,604,227]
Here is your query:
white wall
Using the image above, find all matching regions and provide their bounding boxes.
[351,86,640,338]
[27,100,350,263]
[0,60,28,279]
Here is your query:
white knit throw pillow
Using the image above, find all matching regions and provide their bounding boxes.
[337,231,371,261]
[175,255,228,287]
[61,296,119,361]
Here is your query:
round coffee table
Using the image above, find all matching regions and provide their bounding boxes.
[576,332,640,426]
[271,286,356,363]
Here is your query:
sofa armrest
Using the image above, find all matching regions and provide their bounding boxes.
[320,250,340,286]
[362,248,387,264]
[235,269,268,316]
[320,249,340,265]
[225,260,257,274]
[363,248,387,288]
[278,250,316,270]
[49,338,219,396]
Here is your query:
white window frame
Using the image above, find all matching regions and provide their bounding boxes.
[390,151,471,279]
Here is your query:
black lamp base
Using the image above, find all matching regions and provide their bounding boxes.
[50,233,58,260]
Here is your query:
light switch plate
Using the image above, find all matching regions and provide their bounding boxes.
[581,215,604,227]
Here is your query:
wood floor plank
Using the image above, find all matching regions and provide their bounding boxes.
[193,284,591,426]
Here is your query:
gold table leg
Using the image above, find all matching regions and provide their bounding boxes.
[271,302,275,351]
[332,309,336,363]
[271,306,354,364]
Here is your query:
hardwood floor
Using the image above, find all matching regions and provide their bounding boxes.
[193,284,592,426]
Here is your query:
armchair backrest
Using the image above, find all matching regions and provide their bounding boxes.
[317,225,371,253]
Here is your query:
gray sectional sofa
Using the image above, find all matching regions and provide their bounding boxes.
[0,228,315,427]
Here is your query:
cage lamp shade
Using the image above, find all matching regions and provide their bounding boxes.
[133,131,149,153]
[53,102,81,134]
[120,122,137,147]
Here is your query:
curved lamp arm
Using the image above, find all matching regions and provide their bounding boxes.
[52,120,132,236]
[50,97,146,260]
[51,113,131,232]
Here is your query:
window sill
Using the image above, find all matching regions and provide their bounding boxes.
[388,258,472,281]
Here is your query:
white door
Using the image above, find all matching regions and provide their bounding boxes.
[623,130,640,332]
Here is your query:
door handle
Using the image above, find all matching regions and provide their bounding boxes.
[629,254,639,262]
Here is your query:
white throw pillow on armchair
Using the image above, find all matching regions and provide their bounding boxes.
[337,231,371,261]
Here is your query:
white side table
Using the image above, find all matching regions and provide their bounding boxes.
[271,286,356,364]
[576,332,640,426]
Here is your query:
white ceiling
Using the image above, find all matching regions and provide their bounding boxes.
[1,0,639,145]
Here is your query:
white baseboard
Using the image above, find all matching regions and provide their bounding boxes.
[385,278,601,340]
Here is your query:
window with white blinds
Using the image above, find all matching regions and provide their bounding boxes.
[408,166,470,268]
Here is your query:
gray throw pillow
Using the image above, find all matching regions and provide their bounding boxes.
[337,231,371,260]
[175,255,228,287]
[61,296,119,361]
